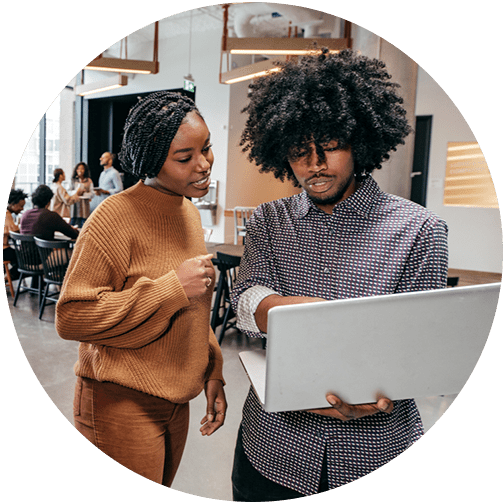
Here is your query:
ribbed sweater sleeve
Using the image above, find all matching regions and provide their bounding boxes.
[56,228,190,348]
[55,182,224,402]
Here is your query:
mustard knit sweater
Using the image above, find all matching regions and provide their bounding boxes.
[56,181,224,403]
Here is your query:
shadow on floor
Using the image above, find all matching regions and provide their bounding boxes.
[6,288,456,501]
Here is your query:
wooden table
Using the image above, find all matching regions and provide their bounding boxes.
[206,242,244,258]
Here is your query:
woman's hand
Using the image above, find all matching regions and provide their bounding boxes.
[308,394,393,421]
[200,379,227,436]
[175,254,215,299]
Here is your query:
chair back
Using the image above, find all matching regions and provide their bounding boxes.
[212,251,242,342]
[233,206,255,245]
[216,251,241,270]
[9,232,43,274]
[34,238,72,285]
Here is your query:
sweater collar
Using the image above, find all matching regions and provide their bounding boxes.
[128,180,188,215]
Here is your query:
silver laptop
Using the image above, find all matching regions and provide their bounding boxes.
[239,283,501,413]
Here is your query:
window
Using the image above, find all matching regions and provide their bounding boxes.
[15,123,41,197]
[14,87,74,199]
[443,141,498,208]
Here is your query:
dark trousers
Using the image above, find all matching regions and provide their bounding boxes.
[70,217,86,228]
[74,377,189,487]
[232,426,329,501]
[3,246,19,278]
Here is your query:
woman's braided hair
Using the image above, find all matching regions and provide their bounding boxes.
[240,49,412,185]
[119,91,201,178]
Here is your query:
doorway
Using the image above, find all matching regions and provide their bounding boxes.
[410,115,432,207]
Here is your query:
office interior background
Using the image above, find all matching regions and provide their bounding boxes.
[2,2,502,504]
[11,5,503,272]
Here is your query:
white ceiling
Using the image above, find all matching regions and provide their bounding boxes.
[103,3,341,56]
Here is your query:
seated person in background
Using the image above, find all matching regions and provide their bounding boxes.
[69,162,94,228]
[51,168,84,218]
[20,184,79,241]
[4,188,28,279]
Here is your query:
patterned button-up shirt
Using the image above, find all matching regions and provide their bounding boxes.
[230,176,449,495]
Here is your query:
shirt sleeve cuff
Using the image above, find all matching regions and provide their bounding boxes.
[236,285,279,334]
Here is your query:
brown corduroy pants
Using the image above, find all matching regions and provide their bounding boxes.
[73,376,189,486]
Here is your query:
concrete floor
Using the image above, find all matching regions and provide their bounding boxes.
[7,286,456,501]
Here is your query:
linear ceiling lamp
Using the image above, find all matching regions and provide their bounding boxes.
[225,36,350,56]
[219,4,352,84]
[85,21,160,75]
[75,74,128,96]
[220,58,284,84]
[85,57,158,74]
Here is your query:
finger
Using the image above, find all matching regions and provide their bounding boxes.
[376,397,394,414]
[214,399,227,424]
[205,393,217,424]
[206,409,215,423]
[200,411,225,436]
[308,407,350,421]
[196,254,214,264]
[327,395,378,420]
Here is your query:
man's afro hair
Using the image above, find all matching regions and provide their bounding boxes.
[240,49,412,185]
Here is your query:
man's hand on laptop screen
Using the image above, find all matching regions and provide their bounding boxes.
[308,394,394,422]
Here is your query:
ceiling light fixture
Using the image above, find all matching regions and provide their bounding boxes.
[219,4,352,84]
[75,74,128,96]
[85,57,158,74]
[225,36,348,56]
[84,21,160,75]
[220,58,283,84]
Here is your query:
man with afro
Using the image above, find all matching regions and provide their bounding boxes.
[230,49,448,499]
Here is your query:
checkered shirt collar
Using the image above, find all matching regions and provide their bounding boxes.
[294,175,381,219]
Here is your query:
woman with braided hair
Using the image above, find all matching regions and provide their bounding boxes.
[56,91,226,487]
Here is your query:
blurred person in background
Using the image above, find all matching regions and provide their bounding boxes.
[69,162,94,228]
[51,168,84,219]
[91,151,123,212]
[21,184,79,240]
[4,188,28,279]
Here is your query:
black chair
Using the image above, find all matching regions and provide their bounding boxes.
[447,277,459,288]
[34,237,73,319]
[210,251,241,344]
[9,232,44,307]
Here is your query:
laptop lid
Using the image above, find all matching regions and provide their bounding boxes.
[239,283,501,412]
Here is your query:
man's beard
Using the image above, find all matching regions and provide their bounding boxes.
[306,174,355,207]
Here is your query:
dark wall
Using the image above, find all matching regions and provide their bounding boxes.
[81,88,196,189]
